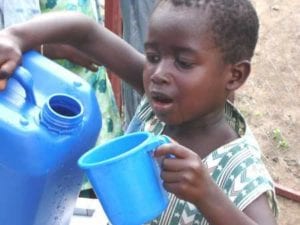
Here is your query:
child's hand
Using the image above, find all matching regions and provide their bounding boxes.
[154,142,211,205]
[0,32,22,90]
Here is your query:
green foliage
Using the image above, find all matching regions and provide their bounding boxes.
[272,128,289,149]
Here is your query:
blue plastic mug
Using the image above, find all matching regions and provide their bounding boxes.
[78,132,170,225]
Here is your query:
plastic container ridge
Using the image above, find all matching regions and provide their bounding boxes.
[0,51,102,225]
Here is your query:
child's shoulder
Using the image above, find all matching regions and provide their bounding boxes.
[203,107,278,215]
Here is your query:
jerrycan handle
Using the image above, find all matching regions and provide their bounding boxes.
[12,67,36,105]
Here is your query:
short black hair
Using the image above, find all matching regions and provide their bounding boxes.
[155,0,259,64]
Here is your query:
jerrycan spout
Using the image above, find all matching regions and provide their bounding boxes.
[40,93,84,134]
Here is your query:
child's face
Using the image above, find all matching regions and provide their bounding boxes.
[143,3,230,125]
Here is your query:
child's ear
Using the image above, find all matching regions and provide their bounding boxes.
[226,60,251,91]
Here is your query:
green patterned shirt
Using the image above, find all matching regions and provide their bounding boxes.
[126,96,278,225]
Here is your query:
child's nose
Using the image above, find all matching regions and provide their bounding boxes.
[151,60,171,84]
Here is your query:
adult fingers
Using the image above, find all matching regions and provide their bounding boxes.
[0,80,7,90]
[85,63,99,72]
[0,59,20,90]
[0,60,20,78]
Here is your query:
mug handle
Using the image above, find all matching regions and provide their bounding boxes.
[146,134,175,159]
[157,134,171,146]
[145,134,170,151]
[157,135,176,159]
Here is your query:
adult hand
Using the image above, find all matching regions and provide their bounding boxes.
[0,31,22,91]
[43,43,101,72]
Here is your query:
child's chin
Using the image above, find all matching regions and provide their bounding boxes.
[154,112,177,125]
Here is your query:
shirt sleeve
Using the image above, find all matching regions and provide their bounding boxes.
[207,141,278,217]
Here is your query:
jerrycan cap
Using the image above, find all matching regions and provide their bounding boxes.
[40,93,84,134]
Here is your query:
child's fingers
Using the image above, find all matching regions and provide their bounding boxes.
[161,156,187,172]
[154,143,184,170]
[154,142,190,159]
[69,56,99,72]
[160,170,181,183]
[86,63,99,72]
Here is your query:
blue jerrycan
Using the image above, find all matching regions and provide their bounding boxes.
[0,51,102,225]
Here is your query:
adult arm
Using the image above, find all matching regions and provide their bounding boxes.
[0,12,145,93]
[42,43,100,72]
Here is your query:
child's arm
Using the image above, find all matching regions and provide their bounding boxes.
[155,143,277,225]
[0,12,145,93]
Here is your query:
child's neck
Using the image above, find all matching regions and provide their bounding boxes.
[163,114,239,159]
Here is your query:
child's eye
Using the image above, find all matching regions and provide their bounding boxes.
[175,59,194,69]
[146,53,160,64]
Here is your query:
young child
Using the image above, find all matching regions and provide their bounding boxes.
[0,0,278,224]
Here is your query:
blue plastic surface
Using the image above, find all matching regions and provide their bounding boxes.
[0,51,102,225]
[78,132,170,225]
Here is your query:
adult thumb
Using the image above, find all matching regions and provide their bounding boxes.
[0,79,8,90]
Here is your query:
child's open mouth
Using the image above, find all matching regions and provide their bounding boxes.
[152,95,173,104]
[150,92,174,111]
[151,92,173,104]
